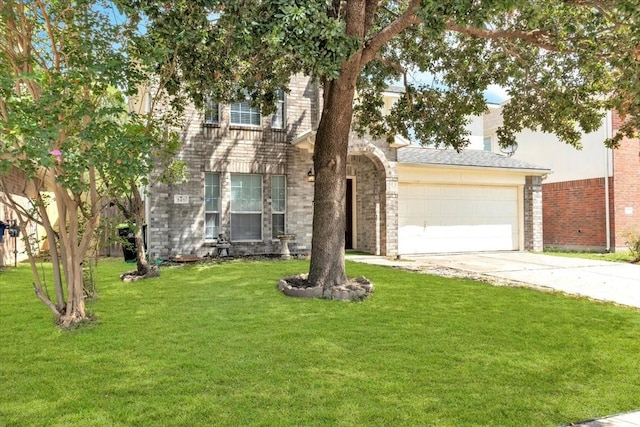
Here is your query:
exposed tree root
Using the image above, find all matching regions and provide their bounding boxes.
[119,265,160,283]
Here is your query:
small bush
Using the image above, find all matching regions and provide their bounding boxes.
[622,229,640,262]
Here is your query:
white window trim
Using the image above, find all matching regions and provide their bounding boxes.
[230,99,262,128]
[230,174,263,242]
[204,172,220,241]
[271,90,286,130]
[204,99,220,125]
[271,175,286,240]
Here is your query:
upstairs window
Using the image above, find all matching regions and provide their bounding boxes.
[483,136,492,152]
[204,99,219,125]
[230,99,261,126]
[271,90,285,129]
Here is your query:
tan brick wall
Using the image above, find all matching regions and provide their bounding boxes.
[148,74,400,259]
[148,74,322,258]
[524,176,543,252]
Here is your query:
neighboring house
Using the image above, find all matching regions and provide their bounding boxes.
[0,193,26,267]
[144,74,549,259]
[484,105,640,252]
[0,168,43,266]
[0,165,130,265]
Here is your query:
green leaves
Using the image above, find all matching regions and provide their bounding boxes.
[111,0,640,149]
[0,0,182,202]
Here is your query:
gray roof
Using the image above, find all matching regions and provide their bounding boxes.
[385,85,406,94]
[398,146,550,172]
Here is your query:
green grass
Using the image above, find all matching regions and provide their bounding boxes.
[1,258,639,426]
[545,250,636,263]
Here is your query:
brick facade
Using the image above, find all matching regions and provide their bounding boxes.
[148,75,542,259]
[147,75,400,259]
[542,177,613,251]
[541,111,639,252]
[524,176,543,251]
[611,112,640,251]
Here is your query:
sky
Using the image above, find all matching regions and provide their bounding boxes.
[483,84,510,104]
[405,70,510,105]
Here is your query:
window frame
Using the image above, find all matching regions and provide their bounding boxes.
[270,90,285,130]
[230,99,261,127]
[271,175,286,239]
[204,172,221,241]
[204,98,220,125]
[230,174,263,242]
[483,136,492,152]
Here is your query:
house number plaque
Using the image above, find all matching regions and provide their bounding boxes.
[174,195,189,204]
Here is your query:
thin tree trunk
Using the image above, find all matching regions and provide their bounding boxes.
[35,190,65,310]
[131,183,149,275]
[61,258,86,327]
[135,228,148,275]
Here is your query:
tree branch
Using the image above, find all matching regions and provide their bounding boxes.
[34,284,62,317]
[35,0,61,69]
[374,54,405,75]
[345,0,367,40]
[446,22,559,52]
[360,0,421,67]
[364,0,379,35]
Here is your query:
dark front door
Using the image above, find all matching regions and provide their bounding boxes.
[345,178,353,249]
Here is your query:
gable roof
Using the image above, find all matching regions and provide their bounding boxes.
[398,146,550,173]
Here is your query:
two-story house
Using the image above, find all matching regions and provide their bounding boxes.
[484,105,639,252]
[142,75,549,259]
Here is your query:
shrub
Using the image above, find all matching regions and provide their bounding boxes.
[622,229,640,262]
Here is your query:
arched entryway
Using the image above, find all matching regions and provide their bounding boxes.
[290,132,399,256]
[347,140,398,256]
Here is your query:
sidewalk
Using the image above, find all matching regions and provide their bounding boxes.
[564,410,640,426]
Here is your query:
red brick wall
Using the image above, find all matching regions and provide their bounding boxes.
[611,111,640,250]
[542,177,614,250]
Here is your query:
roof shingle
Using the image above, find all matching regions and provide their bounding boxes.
[397,146,550,172]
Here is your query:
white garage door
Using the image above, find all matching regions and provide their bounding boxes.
[398,184,519,254]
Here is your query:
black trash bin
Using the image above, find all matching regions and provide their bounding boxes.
[117,224,137,262]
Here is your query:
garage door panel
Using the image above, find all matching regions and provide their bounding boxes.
[398,184,519,254]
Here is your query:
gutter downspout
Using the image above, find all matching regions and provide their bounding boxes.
[604,111,612,252]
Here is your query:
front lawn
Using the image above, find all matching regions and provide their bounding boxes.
[1,258,639,426]
[545,250,636,263]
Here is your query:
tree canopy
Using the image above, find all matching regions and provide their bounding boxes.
[119,0,639,148]
[0,0,181,326]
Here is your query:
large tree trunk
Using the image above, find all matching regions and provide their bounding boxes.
[308,0,374,289]
[308,68,360,289]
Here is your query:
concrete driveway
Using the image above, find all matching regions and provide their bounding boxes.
[348,252,640,309]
